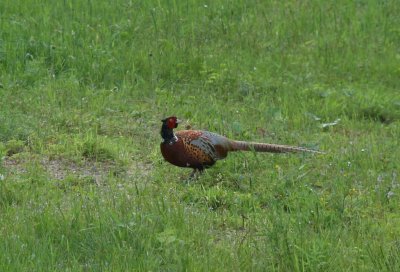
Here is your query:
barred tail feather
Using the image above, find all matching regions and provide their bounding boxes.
[231,141,324,154]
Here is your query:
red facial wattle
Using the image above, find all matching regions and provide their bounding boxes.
[167,118,176,129]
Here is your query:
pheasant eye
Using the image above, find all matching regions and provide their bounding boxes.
[167,118,176,128]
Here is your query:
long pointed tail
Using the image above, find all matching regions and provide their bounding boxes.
[230,141,324,154]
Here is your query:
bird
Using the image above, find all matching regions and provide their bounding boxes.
[160,116,323,177]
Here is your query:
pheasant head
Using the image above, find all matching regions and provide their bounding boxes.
[161,116,181,144]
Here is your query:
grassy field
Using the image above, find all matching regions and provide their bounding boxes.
[1,0,400,270]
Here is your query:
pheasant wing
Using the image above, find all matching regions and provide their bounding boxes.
[176,130,231,166]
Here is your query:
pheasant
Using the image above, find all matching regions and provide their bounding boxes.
[160,116,323,176]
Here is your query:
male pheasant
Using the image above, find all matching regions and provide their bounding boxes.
[160,116,323,176]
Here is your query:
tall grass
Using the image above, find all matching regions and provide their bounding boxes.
[1,0,399,270]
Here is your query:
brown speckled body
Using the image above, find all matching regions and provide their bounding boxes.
[160,130,230,170]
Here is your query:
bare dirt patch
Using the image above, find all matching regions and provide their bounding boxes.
[2,154,153,186]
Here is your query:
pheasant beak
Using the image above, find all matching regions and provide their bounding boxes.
[176,119,182,124]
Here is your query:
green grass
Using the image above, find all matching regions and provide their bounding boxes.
[1,0,400,270]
